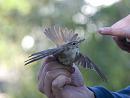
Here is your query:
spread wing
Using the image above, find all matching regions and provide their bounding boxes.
[75,53,107,81]
[43,26,80,46]
[24,48,63,65]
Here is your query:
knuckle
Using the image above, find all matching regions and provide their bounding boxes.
[46,70,57,79]
[52,75,71,90]
[46,71,52,79]
[62,89,73,97]
[52,80,59,88]
[38,84,44,93]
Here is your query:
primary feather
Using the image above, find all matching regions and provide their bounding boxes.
[75,53,107,81]
[43,26,79,46]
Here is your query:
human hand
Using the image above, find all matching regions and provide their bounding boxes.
[38,56,95,98]
[98,14,130,52]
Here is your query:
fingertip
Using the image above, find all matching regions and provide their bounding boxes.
[98,28,104,34]
[98,27,112,35]
[38,83,45,94]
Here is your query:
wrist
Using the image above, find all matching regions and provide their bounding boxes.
[85,87,95,98]
[89,90,95,98]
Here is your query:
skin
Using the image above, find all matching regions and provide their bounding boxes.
[38,56,94,98]
[38,14,130,98]
[98,14,130,52]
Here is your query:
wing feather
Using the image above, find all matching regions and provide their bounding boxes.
[75,53,107,81]
[43,26,81,46]
[70,33,78,41]
[44,28,57,44]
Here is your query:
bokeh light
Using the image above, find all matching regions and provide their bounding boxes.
[21,35,35,51]
[81,5,97,16]
[72,12,87,24]
[1,0,130,98]
[84,0,121,7]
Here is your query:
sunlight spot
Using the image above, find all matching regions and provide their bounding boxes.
[72,13,87,24]
[39,4,55,16]
[0,67,8,80]
[81,5,97,16]
[21,35,34,51]
[0,93,9,98]
[84,0,121,7]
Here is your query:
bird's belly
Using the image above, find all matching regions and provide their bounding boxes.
[56,48,78,66]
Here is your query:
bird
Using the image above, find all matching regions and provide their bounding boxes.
[25,26,107,81]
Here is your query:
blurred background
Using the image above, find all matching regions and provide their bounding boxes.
[0,0,130,98]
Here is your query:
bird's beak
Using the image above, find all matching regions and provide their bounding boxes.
[78,38,85,43]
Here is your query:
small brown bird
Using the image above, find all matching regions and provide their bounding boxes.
[25,26,107,81]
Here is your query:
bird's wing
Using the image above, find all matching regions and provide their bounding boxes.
[24,48,63,65]
[75,53,107,81]
[43,26,79,46]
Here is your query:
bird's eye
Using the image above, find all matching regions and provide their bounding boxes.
[72,42,76,45]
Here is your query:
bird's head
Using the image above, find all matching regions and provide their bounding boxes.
[63,38,85,49]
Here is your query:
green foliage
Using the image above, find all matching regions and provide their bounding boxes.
[0,0,130,98]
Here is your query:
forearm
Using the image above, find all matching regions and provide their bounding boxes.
[89,86,130,98]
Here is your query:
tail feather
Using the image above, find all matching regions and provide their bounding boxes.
[25,48,64,65]
[25,55,46,65]
[29,49,54,57]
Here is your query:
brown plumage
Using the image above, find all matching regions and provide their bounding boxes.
[44,26,79,46]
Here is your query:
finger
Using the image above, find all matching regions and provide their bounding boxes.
[113,36,130,52]
[61,86,93,98]
[52,75,71,98]
[38,64,46,93]
[43,69,70,98]
[38,64,45,80]
[38,57,55,93]
[70,64,84,87]
[38,56,57,82]
[98,27,126,37]
[38,57,66,93]
[38,62,65,94]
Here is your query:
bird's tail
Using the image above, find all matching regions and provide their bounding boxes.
[24,48,63,65]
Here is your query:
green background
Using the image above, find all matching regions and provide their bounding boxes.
[0,0,130,98]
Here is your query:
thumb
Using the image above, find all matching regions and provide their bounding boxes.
[98,27,126,37]
[70,65,84,87]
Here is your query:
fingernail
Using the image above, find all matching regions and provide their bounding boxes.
[98,27,111,34]
[98,28,105,33]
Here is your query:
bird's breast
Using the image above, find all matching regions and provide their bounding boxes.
[56,48,79,66]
